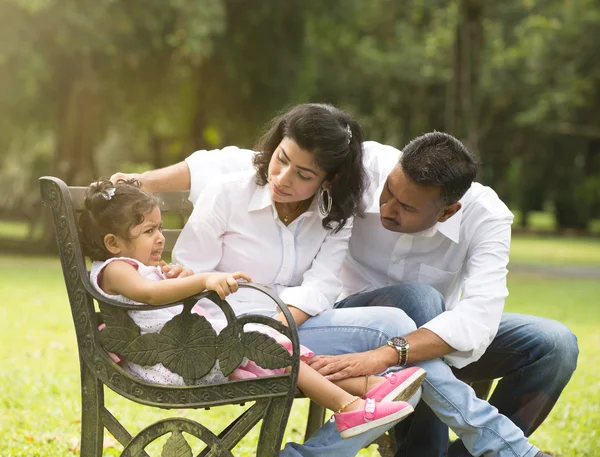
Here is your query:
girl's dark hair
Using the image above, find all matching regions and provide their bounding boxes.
[79,178,158,261]
[253,103,368,231]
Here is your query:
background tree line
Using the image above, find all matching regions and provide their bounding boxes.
[1,0,599,251]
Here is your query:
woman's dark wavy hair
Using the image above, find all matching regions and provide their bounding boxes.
[253,103,368,231]
[78,178,158,261]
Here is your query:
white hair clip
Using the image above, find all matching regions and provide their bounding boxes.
[346,125,352,145]
[103,188,116,200]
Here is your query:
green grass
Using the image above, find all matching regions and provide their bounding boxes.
[1,254,598,456]
[510,235,600,266]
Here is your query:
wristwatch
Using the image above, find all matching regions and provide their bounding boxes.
[387,336,410,366]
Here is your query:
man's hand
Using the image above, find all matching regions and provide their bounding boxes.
[305,349,395,382]
[160,261,194,279]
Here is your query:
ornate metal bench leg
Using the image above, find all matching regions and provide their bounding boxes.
[257,397,294,457]
[80,364,104,457]
[304,400,326,441]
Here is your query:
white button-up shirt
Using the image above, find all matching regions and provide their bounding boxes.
[173,170,351,318]
[183,142,514,368]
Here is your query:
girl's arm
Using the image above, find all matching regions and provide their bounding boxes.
[101,260,251,305]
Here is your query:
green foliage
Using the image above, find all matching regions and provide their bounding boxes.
[2,0,600,233]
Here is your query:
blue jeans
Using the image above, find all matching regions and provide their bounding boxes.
[337,284,579,457]
[280,284,549,457]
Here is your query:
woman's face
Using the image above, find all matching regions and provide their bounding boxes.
[267,137,328,203]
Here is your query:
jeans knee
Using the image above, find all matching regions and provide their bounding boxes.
[540,320,579,378]
[386,283,446,321]
[385,307,418,337]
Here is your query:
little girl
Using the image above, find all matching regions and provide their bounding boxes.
[79,178,424,439]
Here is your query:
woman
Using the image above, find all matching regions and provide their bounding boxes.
[174,103,367,325]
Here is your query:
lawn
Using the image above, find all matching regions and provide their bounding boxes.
[510,235,600,267]
[1,253,598,457]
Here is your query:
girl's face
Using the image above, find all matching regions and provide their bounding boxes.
[267,137,328,203]
[112,206,165,266]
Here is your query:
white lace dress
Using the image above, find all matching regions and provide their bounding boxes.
[90,257,228,385]
[90,257,312,385]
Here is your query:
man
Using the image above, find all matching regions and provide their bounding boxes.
[112,132,575,457]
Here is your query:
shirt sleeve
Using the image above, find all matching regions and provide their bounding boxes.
[185,146,255,204]
[277,219,353,316]
[420,214,512,368]
[172,181,228,273]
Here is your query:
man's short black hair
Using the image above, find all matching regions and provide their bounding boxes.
[400,131,479,205]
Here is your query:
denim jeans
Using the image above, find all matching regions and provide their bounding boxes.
[280,284,549,457]
[336,284,579,457]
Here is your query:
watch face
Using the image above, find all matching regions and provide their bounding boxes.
[390,336,408,348]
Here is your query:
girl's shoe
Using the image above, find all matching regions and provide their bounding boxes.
[365,367,426,403]
[334,398,413,439]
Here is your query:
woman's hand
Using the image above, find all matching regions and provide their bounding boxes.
[110,172,144,186]
[205,272,252,299]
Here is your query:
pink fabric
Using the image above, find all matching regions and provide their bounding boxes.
[229,337,314,380]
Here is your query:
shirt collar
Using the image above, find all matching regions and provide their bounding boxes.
[366,181,463,244]
[248,183,325,221]
[434,206,462,243]
[248,183,272,212]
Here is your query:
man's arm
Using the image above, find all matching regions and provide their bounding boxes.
[110,161,191,193]
[305,328,453,381]
[308,213,513,380]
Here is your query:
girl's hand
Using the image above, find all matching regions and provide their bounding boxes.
[205,272,252,299]
[160,261,194,279]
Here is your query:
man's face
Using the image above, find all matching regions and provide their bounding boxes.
[379,165,455,233]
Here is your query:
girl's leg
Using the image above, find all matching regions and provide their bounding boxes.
[297,361,364,413]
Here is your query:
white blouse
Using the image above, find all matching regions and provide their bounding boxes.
[173,170,352,318]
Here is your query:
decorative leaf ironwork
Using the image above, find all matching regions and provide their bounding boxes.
[98,300,294,381]
[99,327,140,354]
[98,304,139,353]
[100,304,139,332]
[159,313,218,380]
[215,324,245,377]
[242,331,292,370]
[121,333,163,367]
[161,431,193,457]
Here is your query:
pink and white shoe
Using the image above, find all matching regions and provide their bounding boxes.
[334,398,414,439]
[365,367,426,403]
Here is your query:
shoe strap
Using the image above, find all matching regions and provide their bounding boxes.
[364,398,376,420]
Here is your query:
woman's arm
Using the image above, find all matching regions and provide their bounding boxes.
[101,260,251,304]
[277,220,353,317]
[110,146,255,198]
[110,161,191,193]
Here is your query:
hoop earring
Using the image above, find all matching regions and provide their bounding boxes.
[318,187,333,217]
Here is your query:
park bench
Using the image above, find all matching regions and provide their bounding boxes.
[40,176,494,457]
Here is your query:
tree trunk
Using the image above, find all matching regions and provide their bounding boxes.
[53,55,101,186]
